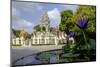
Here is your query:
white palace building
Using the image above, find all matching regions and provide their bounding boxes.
[11,11,68,46]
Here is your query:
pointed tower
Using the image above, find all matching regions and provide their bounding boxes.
[40,10,50,32]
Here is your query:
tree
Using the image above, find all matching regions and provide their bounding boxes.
[59,10,74,33]
[12,28,20,37]
[59,6,96,35]
[33,24,46,32]
[33,25,41,32]
[27,34,32,39]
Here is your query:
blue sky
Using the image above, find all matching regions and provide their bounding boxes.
[12,1,78,34]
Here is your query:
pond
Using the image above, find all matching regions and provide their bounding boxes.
[12,49,96,66]
[12,49,63,66]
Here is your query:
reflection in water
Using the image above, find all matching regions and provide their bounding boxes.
[50,54,58,63]
[14,55,41,65]
[13,50,62,66]
[13,49,95,66]
[37,51,60,64]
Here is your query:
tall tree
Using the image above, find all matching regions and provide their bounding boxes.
[33,25,41,32]
[59,6,96,34]
[33,24,46,32]
[12,29,20,37]
[59,10,74,33]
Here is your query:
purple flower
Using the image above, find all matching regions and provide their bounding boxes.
[68,31,76,37]
[76,18,88,29]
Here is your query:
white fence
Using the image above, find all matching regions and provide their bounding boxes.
[32,36,58,45]
[12,37,75,46]
[12,37,25,46]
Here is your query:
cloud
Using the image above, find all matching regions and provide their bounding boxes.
[12,1,45,33]
[12,19,33,28]
[12,6,34,33]
[12,1,43,14]
[48,8,61,28]
[12,19,33,33]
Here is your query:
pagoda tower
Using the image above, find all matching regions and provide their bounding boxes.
[40,10,50,32]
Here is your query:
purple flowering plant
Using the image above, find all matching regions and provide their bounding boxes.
[68,31,76,37]
[76,18,88,29]
[76,17,89,49]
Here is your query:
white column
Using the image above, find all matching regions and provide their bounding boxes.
[37,37,39,44]
[39,37,41,44]
[15,38,17,45]
[20,37,23,45]
[12,39,15,45]
[46,37,48,44]
[32,37,35,44]
[21,38,25,46]
[38,37,40,44]
[55,37,57,45]
[29,39,32,46]
[69,37,74,44]
[45,37,47,44]
[16,38,19,45]
[23,40,26,46]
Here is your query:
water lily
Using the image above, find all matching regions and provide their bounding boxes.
[68,31,76,37]
[76,18,88,29]
[76,17,89,50]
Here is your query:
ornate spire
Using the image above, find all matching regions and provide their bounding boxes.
[41,10,49,23]
[40,9,50,32]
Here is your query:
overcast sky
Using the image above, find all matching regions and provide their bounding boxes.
[12,1,78,34]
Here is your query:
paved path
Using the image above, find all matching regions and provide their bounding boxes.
[11,45,64,63]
